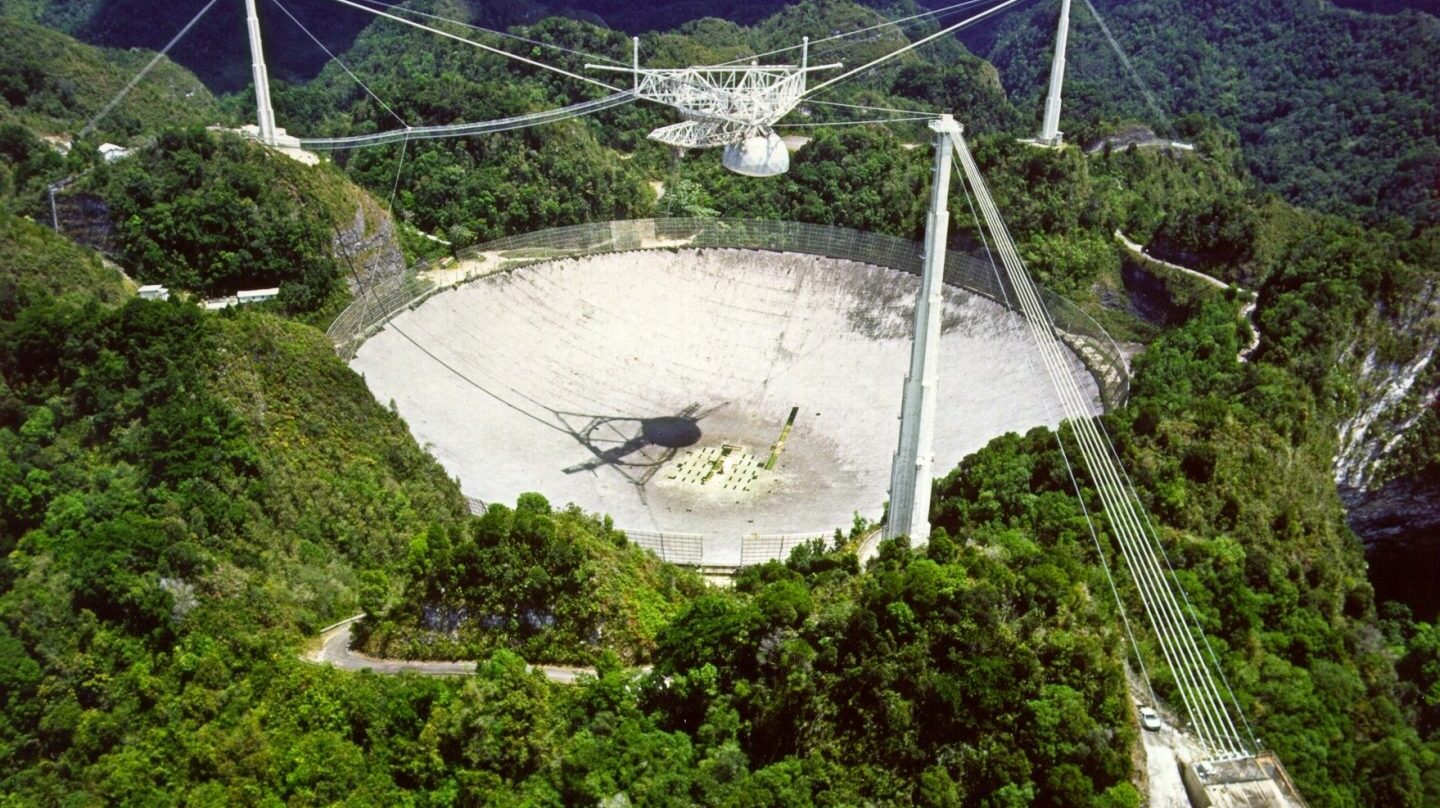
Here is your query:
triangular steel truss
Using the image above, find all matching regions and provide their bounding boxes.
[589,39,839,148]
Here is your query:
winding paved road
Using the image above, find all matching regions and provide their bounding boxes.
[1114,230,1260,361]
[303,616,599,684]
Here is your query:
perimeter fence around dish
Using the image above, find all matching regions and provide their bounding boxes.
[465,501,823,570]
[617,530,707,567]
[328,218,1129,409]
[739,533,835,568]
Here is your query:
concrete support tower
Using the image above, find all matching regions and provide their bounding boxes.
[1038,0,1071,146]
[244,0,278,145]
[885,114,963,544]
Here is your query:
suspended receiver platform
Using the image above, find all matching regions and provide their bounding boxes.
[589,39,839,176]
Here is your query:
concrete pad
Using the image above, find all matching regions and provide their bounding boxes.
[352,249,1101,547]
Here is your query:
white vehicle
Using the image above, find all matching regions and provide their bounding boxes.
[1139,707,1163,732]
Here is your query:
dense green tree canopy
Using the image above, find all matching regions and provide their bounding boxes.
[90,128,353,312]
[985,0,1440,231]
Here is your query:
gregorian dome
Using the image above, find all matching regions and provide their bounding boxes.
[722,132,790,177]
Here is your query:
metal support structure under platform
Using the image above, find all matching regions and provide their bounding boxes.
[885,114,963,544]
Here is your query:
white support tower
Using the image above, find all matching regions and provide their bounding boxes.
[885,114,963,544]
[244,0,278,145]
[1038,0,1071,146]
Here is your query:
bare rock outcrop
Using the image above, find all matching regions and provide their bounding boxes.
[332,191,404,293]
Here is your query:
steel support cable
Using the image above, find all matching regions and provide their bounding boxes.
[80,0,222,138]
[1034,332,1247,751]
[295,92,634,149]
[1055,424,1161,708]
[321,0,623,93]
[1022,284,1233,751]
[1079,0,1171,131]
[270,0,409,128]
[1105,426,1261,750]
[981,272,1225,749]
[717,0,1004,67]
[956,143,1215,737]
[808,99,941,117]
[973,170,1239,754]
[953,134,1249,756]
[1140,511,1259,751]
[803,0,1030,99]
[960,176,1013,310]
[956,169,1161,711]
[782,115,937,128]
[1069,414,1240,753]
[1003,236,1248,754]
[352,0,624,64]
[978,185,1226,751]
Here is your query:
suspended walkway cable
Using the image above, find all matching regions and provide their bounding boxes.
[293,91,635,150]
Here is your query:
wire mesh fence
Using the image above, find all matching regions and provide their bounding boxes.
[334,218,1133,568]
[739,533,834,567]
[618,530,708,567]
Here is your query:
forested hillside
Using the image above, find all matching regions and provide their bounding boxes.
[2,1,1439,805]
[360,494,708,666]
[71,127,401,316]
[12,0,1436,234]
[984,0,1440,231]
[0,0,375,91]
[0,211,128,317]
[0,15,217,141]
[0,218,470,799]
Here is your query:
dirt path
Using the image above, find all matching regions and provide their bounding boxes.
[1114,230,1227,290]
[303,616,598,684]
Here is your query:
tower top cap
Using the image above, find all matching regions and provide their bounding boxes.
[930,114,962,135]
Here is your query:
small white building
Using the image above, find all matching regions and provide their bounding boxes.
[202,297,237,311]
[237,287,280,305]
[137,284,170,301]
[98,143,132,163]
